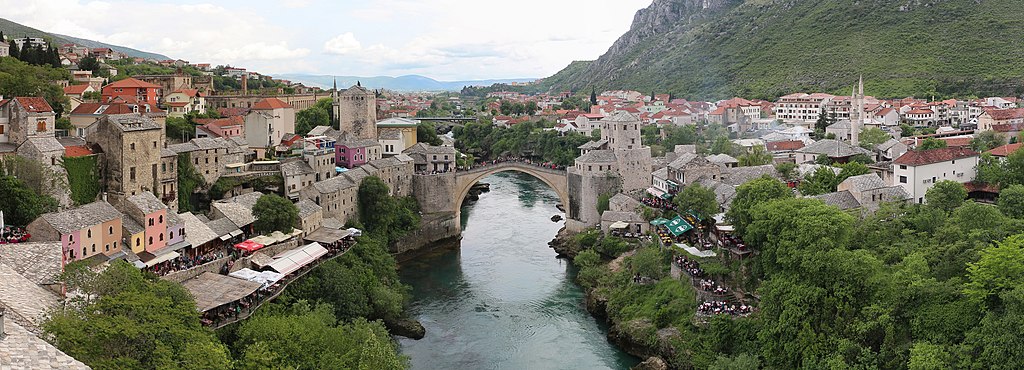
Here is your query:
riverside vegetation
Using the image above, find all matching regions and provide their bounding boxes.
[42,176,419,370]
[569,176,1024,369]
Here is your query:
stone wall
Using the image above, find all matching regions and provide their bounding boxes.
[412,173,457,214]
[391,212,460,255]
[161,238,302,283]
[568,169,622,229]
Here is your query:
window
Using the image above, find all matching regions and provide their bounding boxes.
[149,237,153,245]
[158,215,163,224]
[37,120,47,132]
[159,233,164,241]
[149,218,154,226]
[162,163,167,172]
[91,244,96,253]
[105,244,109,252]
[899,165,907,170]
[136,238,140,247]
[899,176,907,184]
[0,125,5,134]
[109,226,113,235]
[130,167,136,181]
[81,247,86,257]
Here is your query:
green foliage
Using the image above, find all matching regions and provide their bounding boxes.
[629,247,667,280]
[0,57,70,117]
[416,122,443,146]
[165,116,195,142]
[726,176,792,236]
[859,127,892,150]
[965,234,1024,309]
[798,166,838,196]
[595,236,632,258]
[774,162,798,180]
[573,249,602,269]
[176,153,204,212]
[252,194,299,234]
[596,192,611,214]
[233,302,406,370]
[675,183,719,220]
[62,155,101,205]
[737,145,772,166]
[358,176,420,243]
[926,180,968,213]
[296,98,332,135]
[0,175,58,226]
[976,150,1024,187]
[919,138,948,150]
[541,0,1024,100]
[44,261,231,369]
[972,130,1007,152]
[453,120,590,166]
[606,277,696,330]
[998,185,1024,218]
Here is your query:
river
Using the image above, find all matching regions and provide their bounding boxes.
[398,172,639,370]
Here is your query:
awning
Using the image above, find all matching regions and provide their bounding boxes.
[143,251,180,267]
[165,241,192,253]
[716,224,735,232]
[234,240,265,252]
[229,230,243,238]
[650,217,670,226]
[666,216,693,236]
[610,221,629,230]
[268,242,329,276]
[229,268,284,287]
[646,187,666,198]
[182,272,263,312]
[304,227,352,244]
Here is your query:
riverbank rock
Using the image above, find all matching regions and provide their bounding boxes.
[548,227,580,259]
[551,215,563,222]
[584,288,609,320]
[385,318,426,340]
[631,357,669,370]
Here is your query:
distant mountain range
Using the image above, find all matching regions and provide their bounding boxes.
[0,18,170,61]
[276,74,537,92]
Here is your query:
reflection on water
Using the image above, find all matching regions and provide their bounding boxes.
[399,172,639,370]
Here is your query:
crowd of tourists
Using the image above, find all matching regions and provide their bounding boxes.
[698,300,753,316]
[200,284,279,327]
[699,278,729,295]
[0,226,30,244]
[459,156,566,172]
[148,249,233,276]
[675,255,705,278]
[642,196,677,211]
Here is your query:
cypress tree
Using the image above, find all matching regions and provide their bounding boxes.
[9,41,19,60]
[590,88,597,105]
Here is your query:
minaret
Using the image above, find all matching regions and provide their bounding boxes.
[850,76,864,146]
[331,78,340,129]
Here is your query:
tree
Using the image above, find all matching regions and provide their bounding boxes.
[737,145,772,166]
[798,166,838,196]
[590,88,597,105]
[925,180,967,213]
[561,96,585,111]
[358,176,419,242]
[44,261,231,369]
[726,176,792,236]
[252,193,299,234]
[8,40,19,60]
[676,183,719,219]
[710,136,733,155]
[78,56,101,73]
[416,122,443,146]
[525,101,539,116]
[998,185,1024,218]
[858,127,891,150]
[918,138,948,150]
[0,175,58,226]
[965,234,1024,309]
[629,247,666,279]
[775,162,798,180]
[836,161,870,183]
[296,97,332,134]
[596,193,611,214]
[972,130,1007,152]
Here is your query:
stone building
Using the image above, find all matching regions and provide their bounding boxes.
[85,114,164,205]
[168,137,249,187]
[244,98,295,157]
[0,97,56,148]
[299,154,414,226]
[567,112,653,229]
[26,200,124,262]
[295,199,323,235]
[404,142,456,174]
[303,134,337,182]
[281,158,315,200]
[332,83,377,140]
[135,72,193,103]
[159,148,178,210]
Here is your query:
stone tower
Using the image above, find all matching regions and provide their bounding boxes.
[850,76,864,147]
[333,84,378,140]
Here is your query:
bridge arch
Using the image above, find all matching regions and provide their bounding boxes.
[453,162,569,219]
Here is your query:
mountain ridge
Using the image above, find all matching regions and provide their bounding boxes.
[276,73,537,92]
[542,0,1024,100]
[0,18,170,61]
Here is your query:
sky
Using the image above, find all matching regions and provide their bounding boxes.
[2,0,651,81]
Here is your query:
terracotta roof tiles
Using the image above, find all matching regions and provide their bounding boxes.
[893,147,978,166]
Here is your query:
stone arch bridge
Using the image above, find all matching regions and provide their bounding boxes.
[453,162,569,215]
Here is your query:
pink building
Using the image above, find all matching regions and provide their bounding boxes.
[197,116,245,139]
[336,133,382,169]
[26,201,124,263]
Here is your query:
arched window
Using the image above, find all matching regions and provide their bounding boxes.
[109,226,114,235]
[158,215,163,224]
[149,218,154,226]
[159,233,164,241]
[149,237,153,245]
[91,244,96,253]
[136,238,140,247]
[87,229,92,237]
[81,247,86,257]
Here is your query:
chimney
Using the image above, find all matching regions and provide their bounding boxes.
[241,75,248,96]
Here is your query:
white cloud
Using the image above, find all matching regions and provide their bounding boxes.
[323,33,362,55]
[282,0,312,8]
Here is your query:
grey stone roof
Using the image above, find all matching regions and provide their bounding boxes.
[166,210,183,226]
[760,132,790,142]
[343,166,374,185]
[211,201,255,228]
[205,216,241,237]
[696,179,737,209]
[721,165,781,187]
[668,152,697,169]
[296,199,322,218]
[322,217,345,230]
[191,137,229,150]
[799,139,870,157]
[226,191,264,209]
[167,142,200,153]
[161,148,177,157]
[122,217,144,235]
[0,261,60,328]
[102,113,161,132]
[307,126,335,137]
[576,149,617,163]
[877,138,901,151]
[0,242,62,285]
[811,190,861,210]
[609,193,642,213]
[127,192,166,214]
[877,186,912,201]
[601,210,643,223]
[828,120,852,129]
[39,201,122,234]
[706,153,739,164]
[378,128,402,140]
[179,212,219,247]
[652,167,669,180]
[0,317,91,369]
[23,137,64,153]
[404,142,456,155]
[312,174,356,194]
[56,136,86,148]
[369,156,401,169]
[0,142,17,153]
[578,139,608,150]
[393,153,414,163]
[602,111,641,123]
[843,173,887,192]
[280,159,314,176]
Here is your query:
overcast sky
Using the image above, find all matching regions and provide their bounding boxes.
[2,0,650,80]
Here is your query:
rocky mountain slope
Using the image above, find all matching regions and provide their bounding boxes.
[542,0,1024,99]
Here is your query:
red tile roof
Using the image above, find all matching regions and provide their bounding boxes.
[938,137,973,148]
[894,147,978,166]
[63,84,92,95]
[766,140,805,152]
[13,97,53,113]
[986,143,1023,157]
[217,107,251,117]
[103,77,161,89]
[171,89,201,97]
[252,98,291,110]
[64,145,94,157]
[984,108,1024,121]
[992,123,1024,133]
